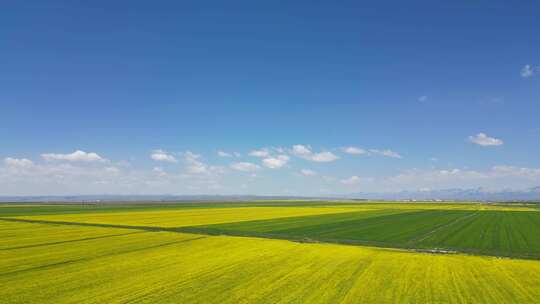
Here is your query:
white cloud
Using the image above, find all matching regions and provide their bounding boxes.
[380,165,540,192]
[0,154,228,195]
[468,133,503,146]
[230,162,260,172]
[300,169,317,176]
[520,64,535,78]
[291,145,311,156]
[369,149,402,159]
[491,165,540,179]
[338,146,402,159]
[273,147,286,153]
[249,149,271,158]
[3,152,540,195]
[291,145,339,162]
[310,151,339,162]
[217,151,240,158]
[438,169,464,176]
[418,95,428,102]
[339,146,367,155]
[104,167,119,174]
[152,167,167,177]
[341,176,361,185]
[182,151,224,176]
[262,155,290,169]
[217,151,232,157]
[4,157,34,168]
[0,159,154,195]
[150,150,178,163]
[184,151,208,174]
[42,150,106,162]
[184,151,205,173]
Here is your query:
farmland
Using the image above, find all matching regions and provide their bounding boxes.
[189,208,540,258]
[1,201,540,303]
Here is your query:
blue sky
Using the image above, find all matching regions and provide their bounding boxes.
[1,1,539,195]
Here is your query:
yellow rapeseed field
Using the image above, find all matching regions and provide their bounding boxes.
[2,218,540,304]
[11,206,376,227]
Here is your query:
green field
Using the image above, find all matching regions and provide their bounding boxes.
[188,208,540,258]
[1,201,540,303]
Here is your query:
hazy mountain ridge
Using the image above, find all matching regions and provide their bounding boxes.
[1,187,540,202]
[349,186,540,201]
[0,195,324,203]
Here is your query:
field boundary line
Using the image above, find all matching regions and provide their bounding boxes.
[1,236,207,277]
[0,231,143,251]
[407,211,480,245]
[0,217,176,233]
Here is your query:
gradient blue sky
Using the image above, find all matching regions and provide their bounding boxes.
[1,1,539,195]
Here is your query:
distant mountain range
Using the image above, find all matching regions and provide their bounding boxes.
[0,195,324,203]
[1,187,539,202]
[347,186,540,201]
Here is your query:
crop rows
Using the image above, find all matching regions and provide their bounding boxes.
[187,209,540,258]
[2,218,540,303]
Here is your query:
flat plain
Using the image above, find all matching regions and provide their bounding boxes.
[1,201,540,303]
